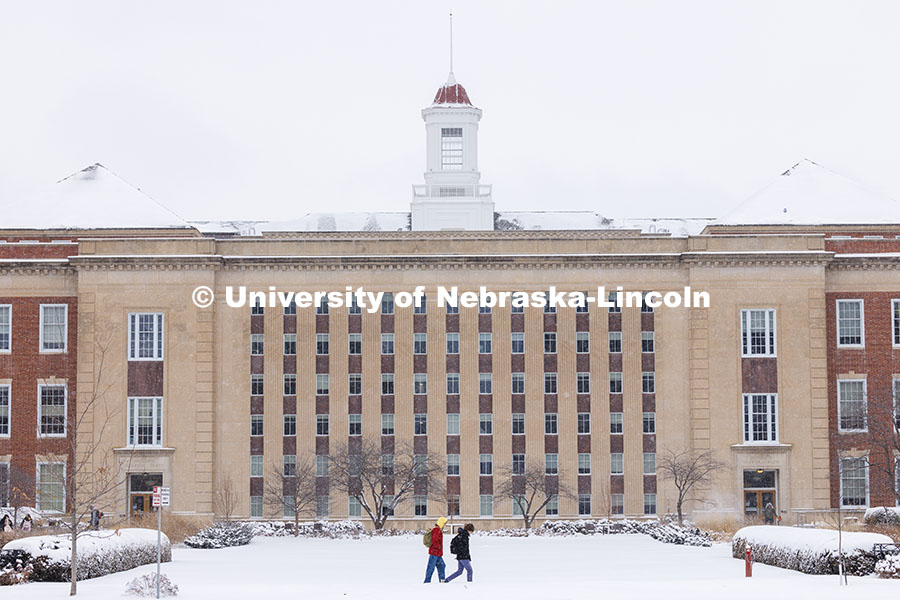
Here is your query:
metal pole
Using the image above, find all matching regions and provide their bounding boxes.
[157,506,161,599]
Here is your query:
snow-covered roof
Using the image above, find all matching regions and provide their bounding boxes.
[714,159,900,226]
[192,212,713,237]
[2,163,190,230]
[432,72,473,106]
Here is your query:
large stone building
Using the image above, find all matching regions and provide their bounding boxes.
[1,70,899,527]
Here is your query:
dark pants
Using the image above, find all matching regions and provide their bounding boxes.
[445,559,473,582]
[424,555,446,582]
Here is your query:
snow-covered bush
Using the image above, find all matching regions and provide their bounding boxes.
[537,519,712,546]
[865,507,900,527]
[875,553,900,579]
[732,525,892,575]
[126,573,179,596]
[183,522,253,549]
[241,520,367,539]
[0,529,170,582]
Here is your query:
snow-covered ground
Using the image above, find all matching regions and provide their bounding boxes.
[3,533,898,599]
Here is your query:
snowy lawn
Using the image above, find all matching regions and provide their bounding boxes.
[4,533,899,599]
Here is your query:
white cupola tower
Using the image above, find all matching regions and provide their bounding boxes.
[411,18,494,230]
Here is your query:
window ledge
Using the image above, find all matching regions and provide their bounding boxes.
[114,446,175,453]
[731,443,792,451]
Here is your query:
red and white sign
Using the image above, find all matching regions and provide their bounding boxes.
[152,486,171,507]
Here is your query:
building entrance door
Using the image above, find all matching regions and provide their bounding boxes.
[129,473,163,519]
[743,470,777,522]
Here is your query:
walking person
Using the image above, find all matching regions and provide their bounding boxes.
[21,514,33,532]
[89,505,101,530]
[423,517,448,583]
[0,514,12,532]
[444,523,475,583]
[763,502,776,525]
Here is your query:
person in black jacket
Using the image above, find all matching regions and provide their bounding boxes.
[444,523,474,583]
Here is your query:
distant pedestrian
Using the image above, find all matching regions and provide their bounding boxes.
[444,523,475,583]
[423,516,448,583]
[89,505,102,530]
[763,502,776,525]
[21,514,33,532]
[0,514,12,532]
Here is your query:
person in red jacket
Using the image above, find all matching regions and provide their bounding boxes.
[424,516,448,583]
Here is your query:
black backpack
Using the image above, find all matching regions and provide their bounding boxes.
[450,534,461,555]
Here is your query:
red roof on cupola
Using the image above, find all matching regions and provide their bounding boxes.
[432,72,473,106]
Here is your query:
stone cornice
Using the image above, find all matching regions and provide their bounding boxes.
[258,229,644,241]
[68,255,223,271]
[828,255,900,270]
[0,259,72,275]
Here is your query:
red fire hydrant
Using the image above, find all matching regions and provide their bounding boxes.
[745,545,752,577]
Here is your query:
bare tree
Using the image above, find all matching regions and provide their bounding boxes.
[495,460,576,530]
[3,463,34,527]
[866,397,900,506]
[263,456,318,536]
[215,476,240,521]
[64,323,134,595]
[657,448,726,526]
[327,440,443,530]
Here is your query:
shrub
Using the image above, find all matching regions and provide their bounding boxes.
[0,529,170,583]
[126,573,179,596]
[537,519,712,546]
[241,520,367,539]
[875,554,900,579]
[184,522,254,549]
[732,525,891,575]
[865,507,900,527]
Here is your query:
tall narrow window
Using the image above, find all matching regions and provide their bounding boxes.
[381,413,395,436]
[129,313,164,360]
[609,372,623,394]
[348,333,362,355]
[0,385,9,437]
[316,374,329,396]
[38,385,67,437]
[742,393,778,443]
[643,493,657,515]
[37,463,65,512]
[250,334,264,355]
[381,333,394,355]
[0,305,11,352]
[545,453,559,475]
[479,373,492,395]
[838,379,867,431]
[512,413,525,435]
[349,373,362,395]
[441,128,463,170]
[577,412,590,434]
[837,300,864,347]
[609,412,623,434]
[544,372,557,394]
[893,299,900,347]
[414,413,427,435]
[608,332,622,354]
[446,333,460,354]
[740,309,776,356]
[577,372,590,394]
[446,373,460,394]
[316,334,329,355]
[545,413,558,435]
[283,374,297,396]
[479,494,493,516]
[578,494,592,515]
[381,293,394,315]
[413,333,427,355]
[576,331,589,354]
[511,372,525,394]
[447,413,460,436]
[511,332,525,354]
[413,373,427,394]
[610,453,624,475]
[40,304,67,352]
[544,332,557,354]
[348,414,362,436]
[479,454,493,476]
[479,333,492,354]
[840,456,868,507]
[283,334,297,356]
[577,453,591,475]
[381,373,394,395]
[127,397,163,446]
[641,331,655,353]
[479,413,493,435]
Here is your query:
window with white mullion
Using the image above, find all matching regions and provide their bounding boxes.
[0,384,8,437]
[0,305,10,352]
[740,309,776,356]
[742,393,777,443]
[441,128,463,170]
[836,299,864,347]
[37,462,65,512]
[894,378,900,432]
[893,299,900,347]
[838,379,867,432]
[38,384,67,437]
[128,397,163,447]
[840,456,869,508]
[40,304,67,352]
[128,313,164,360]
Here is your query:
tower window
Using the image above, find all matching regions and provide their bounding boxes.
[441,128,463,170]
[439,187,466,197]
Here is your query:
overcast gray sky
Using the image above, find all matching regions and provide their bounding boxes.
[1,0,898,221]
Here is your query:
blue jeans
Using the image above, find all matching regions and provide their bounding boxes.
[424,555,446,582]
[445,559,473,582]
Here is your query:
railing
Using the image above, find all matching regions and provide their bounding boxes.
[873,543,900,559]
[412,184,492,199]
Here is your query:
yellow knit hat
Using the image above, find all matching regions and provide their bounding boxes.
[436,517,448,528]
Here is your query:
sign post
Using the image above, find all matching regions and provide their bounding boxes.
[152,486,170,599]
